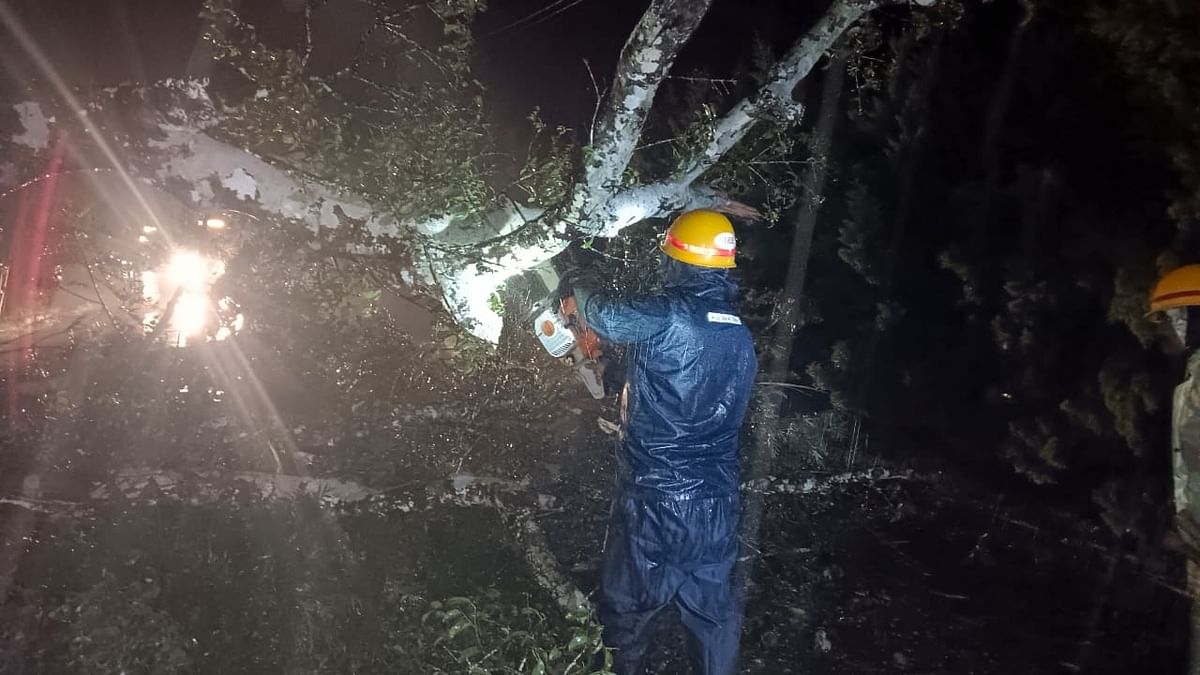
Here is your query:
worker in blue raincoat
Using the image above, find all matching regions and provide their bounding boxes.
[574,209,758,675]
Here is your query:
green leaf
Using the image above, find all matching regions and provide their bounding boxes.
[447,618,473,640]
[567,632,590,652]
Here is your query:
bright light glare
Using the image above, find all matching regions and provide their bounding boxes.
[173,291,208,340]
[167,250,210,292]
[143,225,157,234]
[155,250,230,344]
[205,217,227,230]
[141,270,160,303]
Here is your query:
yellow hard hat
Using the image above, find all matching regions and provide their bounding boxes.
[1149,265,1200,312]
[660,210,737,269]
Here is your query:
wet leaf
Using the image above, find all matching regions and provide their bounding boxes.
[567,632,589,652]
[447,619,472,640]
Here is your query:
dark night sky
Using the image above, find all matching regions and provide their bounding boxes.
[1,0,836,133]
[0,0,204,88]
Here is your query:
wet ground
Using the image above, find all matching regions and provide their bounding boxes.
[0,442,1189,673]
[0,328,1189,674]
[540,451,1187,674]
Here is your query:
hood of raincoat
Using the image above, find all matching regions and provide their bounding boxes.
[579,259,758,499]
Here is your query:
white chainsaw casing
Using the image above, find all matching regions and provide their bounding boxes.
[533,306,576,358]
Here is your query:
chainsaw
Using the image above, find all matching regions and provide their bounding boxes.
[523,264,606,399]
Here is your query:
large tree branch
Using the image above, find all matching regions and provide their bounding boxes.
[678,0,890,185]
[571,0,714,227]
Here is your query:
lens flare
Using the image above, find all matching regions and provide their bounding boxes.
[167,250,209,292]
[173,291,209,342]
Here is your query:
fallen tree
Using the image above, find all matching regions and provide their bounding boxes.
[0,466,923,611]
[0,0,940,342]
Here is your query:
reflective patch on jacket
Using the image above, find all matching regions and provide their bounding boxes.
[706,311,742,325]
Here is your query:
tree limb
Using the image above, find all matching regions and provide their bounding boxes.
[571,0,715,228]
[677,0,888,185]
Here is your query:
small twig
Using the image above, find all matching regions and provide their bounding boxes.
[488,0,573,37]
[0,167,114,203]
[756,381,826,394]
[582,58,603,147]
[634,136,685,152]
[0,314,87,348]
[382,21,453,81]
[73,240,123,334]
[301,0,314,69]
[666,75,738,83]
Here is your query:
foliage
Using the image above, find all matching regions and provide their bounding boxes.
[1086,0,1200,230]
[420,594,612,675]
[2,495,600,675]
[201,0,576,230]
[0,187,600,671]
[51,573,193,674]
[796,0,1181,518]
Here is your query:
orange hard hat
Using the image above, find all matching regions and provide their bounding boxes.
[1149,265,1200,312]
[660,210,737,269]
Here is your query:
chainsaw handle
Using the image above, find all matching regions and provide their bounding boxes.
[560,295,603,362]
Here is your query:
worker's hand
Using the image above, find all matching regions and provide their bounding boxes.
[572,285,597,323]
[557,266,603,299]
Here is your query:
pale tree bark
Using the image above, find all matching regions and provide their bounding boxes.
[677,0,886,185]
[1,467,910,612]
[1,0,934,342]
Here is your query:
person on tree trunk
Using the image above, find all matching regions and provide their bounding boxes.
[572,210,758,675]
[1150,264,1200,675]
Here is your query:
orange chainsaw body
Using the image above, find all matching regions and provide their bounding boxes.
[559,296,602,362]
[532,294,606,398]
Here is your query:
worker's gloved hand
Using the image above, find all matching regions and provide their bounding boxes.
[573,285,597,322]
[557,266,603,324]
[557,266,603,299]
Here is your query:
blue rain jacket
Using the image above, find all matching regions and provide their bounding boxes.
[577,261,758,499]
[578,259,756,675]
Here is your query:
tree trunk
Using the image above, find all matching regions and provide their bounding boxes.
[738,57,846,596]
[968,16,1028,254]
[854,33,944,409]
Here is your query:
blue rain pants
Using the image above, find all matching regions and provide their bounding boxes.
[598,493,742,675]
[577,258,757,675]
